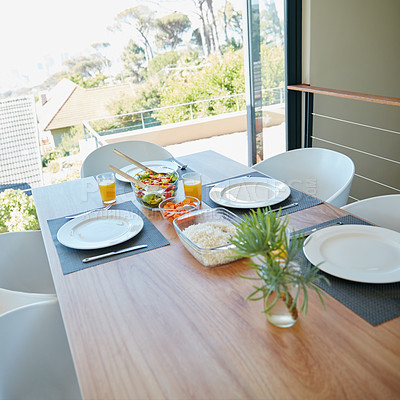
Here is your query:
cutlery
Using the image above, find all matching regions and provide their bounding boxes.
[204,175,253,188]
[82,244,148,263]
[266,202,298,213]
[108,165,160,191]
[66,204,113,219]
[172,159,187,170]
[113,149,157,174]
[300,221,344,239]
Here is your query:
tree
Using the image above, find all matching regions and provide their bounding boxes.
[146,51,182,78]
[155,13,191,51]
[205,0,222,54]
[192,0,222,56]
[120,40,147,82]
[38,53,109,90]
[260,0,283,45]
[220,1,243,46]
[260,44,284,104]
[110,6,155,62]
[67,73,107,88]
[63,54,110,78]
[155,48,245,123]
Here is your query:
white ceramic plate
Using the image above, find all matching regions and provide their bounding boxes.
[57,210,144,250]
[303,225,400,283]
[209,177,291,208]
[115,160,178,182]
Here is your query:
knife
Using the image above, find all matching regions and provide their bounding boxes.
[294,221,344,240]
[82,244,148,263]
[267,202,298,213]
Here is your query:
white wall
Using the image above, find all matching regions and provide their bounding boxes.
[305,0,400,201]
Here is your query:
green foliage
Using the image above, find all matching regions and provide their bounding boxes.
[261,44,284,88]
[120,40,146,82]
[0,189,39,232]
[155,48,245,123]
[68,73,107,88]
[96,42,282,131]
[230,208,329,316]
[111,6,155,61]
[261,44,284,104]
[219,0,243,44]
[59,126,84,155]
[46,160,61,174]
[42,149,63,168]
[260,0,283,45]
[146,51,182,78]
[155,13,191,50]
[63,55,110,78]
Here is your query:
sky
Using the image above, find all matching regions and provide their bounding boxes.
[0,0,204,92]
[0,0,268,93]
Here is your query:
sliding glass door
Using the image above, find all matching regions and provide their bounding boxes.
[244,0,301,165]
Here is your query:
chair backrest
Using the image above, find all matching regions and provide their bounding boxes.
[253,147,355,207]
[0,288,55,316]
[341,194,400,232]
[80,140,173,178]
[0,299,82,400]
[0,231,56,295]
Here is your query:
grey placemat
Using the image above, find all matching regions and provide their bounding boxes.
[47,201,169,275]
[115,179,133,195]
[202,171,323,217]
[295,215,400,326]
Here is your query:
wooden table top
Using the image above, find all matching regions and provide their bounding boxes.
[33,150,400,400]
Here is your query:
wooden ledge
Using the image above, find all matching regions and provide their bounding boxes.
[287,84,400,107]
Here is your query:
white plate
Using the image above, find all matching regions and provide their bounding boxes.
[303,225,400,283]
[115,160,178,182]
[209,177,291,208]
[57,210,144,250]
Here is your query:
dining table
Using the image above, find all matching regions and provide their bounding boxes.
[33,150,400,400]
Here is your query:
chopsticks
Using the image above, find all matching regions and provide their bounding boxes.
[113,149,157,174]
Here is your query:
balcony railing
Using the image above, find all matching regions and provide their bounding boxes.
[83,87,284,146]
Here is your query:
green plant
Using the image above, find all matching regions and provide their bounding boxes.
[0,189,39,232]
[46,159,61,174]
[230,208,329,320]
[59,126,84,155]
[41,149,63,167]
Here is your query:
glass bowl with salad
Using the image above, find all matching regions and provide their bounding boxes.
[132,167,179,209]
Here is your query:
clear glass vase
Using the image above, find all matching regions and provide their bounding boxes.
[265,286,299,328]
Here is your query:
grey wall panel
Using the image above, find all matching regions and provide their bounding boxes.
[308,0,400,201]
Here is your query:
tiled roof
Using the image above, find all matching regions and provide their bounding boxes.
[37,78,78,131]
[41,81,134,131]
[0,96,42,187]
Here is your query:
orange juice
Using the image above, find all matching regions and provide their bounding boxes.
[99,180,116,204]
[183,179,202,200]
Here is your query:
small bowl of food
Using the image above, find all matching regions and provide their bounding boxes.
[132,167,179,209]
[159,196,200,224]
[173,208,243,267]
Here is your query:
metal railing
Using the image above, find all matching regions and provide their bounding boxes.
[83,87,284,146]
[288,85,400,201]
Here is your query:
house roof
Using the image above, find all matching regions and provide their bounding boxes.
[37,78,78,131]
[0,96,42,187]
[39,80,134,131]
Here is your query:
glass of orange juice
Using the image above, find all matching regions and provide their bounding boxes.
[182,172,202,201]
[96,172,116,205]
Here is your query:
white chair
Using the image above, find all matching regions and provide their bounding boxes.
[341,194,400,232]
[80,140,174,177]
[0,288,55,316]
[0,231,56,295]
[0,299,82,400]
[253,147,355,207]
